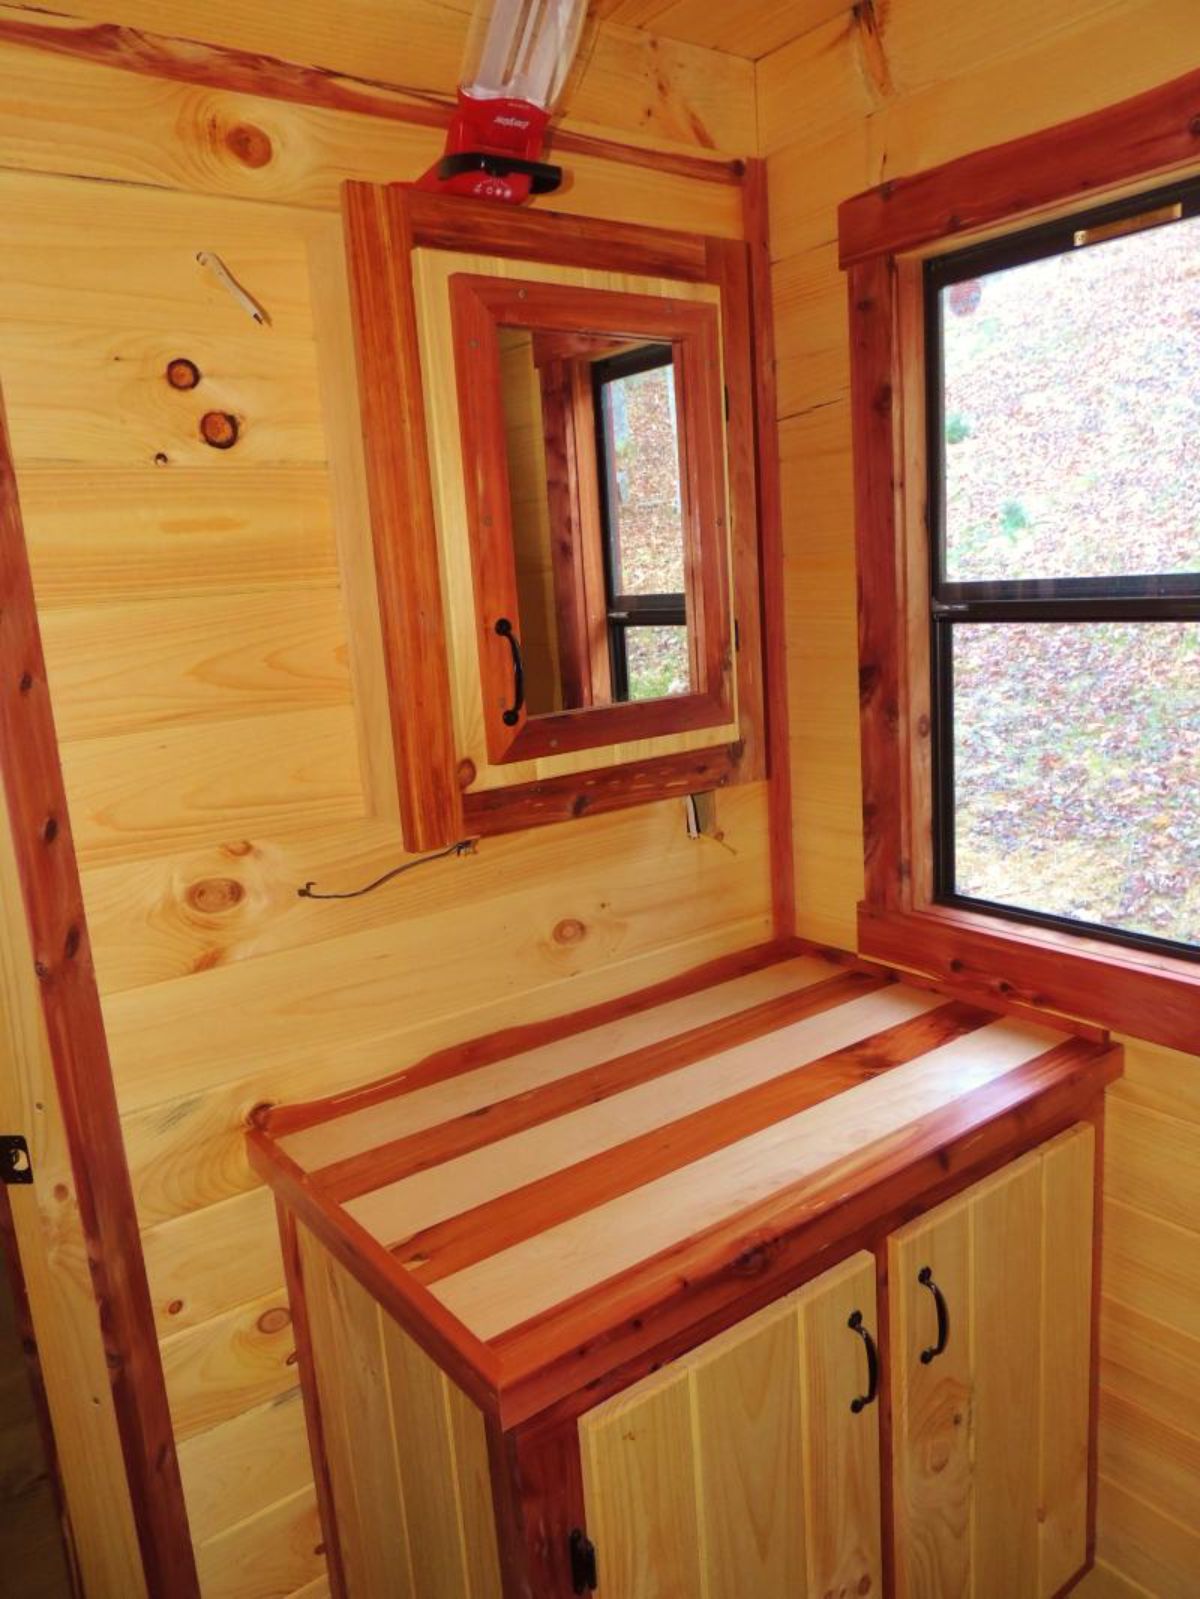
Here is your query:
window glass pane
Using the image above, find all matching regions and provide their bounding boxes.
[623,626,691,701]
[599,359,687,596]
[951,621,1200,947]
[941,211,1200,582]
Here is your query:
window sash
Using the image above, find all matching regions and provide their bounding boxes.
[926,175,1200,962]
[925,173,1200,606]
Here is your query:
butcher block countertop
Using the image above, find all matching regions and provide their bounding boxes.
[249,944,1121,1427]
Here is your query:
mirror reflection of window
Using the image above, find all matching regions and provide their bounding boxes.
[593,346,691,703]
[497,329,562,715]
[497,331,692,718]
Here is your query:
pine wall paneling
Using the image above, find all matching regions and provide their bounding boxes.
[0,12,766,1594]
[758,4,1200,1594]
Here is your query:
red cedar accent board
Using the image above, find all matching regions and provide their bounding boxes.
[848,253,905,911]
[811,937,1111,1043]
[401,189,715,280]
[740,160,795,934]
[873,1232,897,1599]
[859,905,1200,1054]
[839,67,1200,267]
[0,11,744,190]
[0,394,199,1594]
[460,742,742,835]
[342,181,464,851]
[705,232,767,783]
[840,71,1200,1052]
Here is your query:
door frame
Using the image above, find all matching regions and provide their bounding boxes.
[0,389,199,1594]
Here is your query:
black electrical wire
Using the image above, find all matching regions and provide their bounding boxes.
[297,838,476,900]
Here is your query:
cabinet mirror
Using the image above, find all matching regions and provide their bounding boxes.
[452,274,733,763]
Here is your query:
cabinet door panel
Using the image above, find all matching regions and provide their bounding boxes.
[579,1251,882,1599]
[892,1200,974,1598]
[691,1302,807,1599]
[1038,1127,1095,1595]
[579,1365,704,1599]
[972,1156,1043,1599]
[890,1124,1095,1599]
[800,1254,883,1598]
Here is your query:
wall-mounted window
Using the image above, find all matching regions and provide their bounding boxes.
[927,181,1200,960]
[838,73,1200,1051]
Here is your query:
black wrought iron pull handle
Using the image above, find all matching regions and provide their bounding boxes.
[495,617,525,727]
[918,1265,949,1364]
[848,1309,879,1413]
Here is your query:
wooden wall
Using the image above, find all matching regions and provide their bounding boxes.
[0,7,766,1595]
[758,4,1200,1595]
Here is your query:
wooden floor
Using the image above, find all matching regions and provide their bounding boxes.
[257,946,1119,1426]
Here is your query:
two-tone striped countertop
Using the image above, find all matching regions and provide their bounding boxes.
[252,946,1119,1424]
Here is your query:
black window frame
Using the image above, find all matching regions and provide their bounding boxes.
[926,174,1200,964]
[592,342,689,702]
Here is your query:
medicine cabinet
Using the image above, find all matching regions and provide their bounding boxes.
[342,184,768,850]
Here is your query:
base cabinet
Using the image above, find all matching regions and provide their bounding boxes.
[290,1124,1096,1599]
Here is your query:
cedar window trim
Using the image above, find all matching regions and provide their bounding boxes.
[839,68,1200,1054]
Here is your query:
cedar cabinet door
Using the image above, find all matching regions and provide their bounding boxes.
[889,1124,1094,1599]
[577,1252,882,1598]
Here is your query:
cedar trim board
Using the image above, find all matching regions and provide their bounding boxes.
[741,158,794,935]
[343,179,463,851]
[0,389,198,1592]
[251,945,1120,1429]
[838,67,1200,266]
[0,10,745,189]
[461,742,741,835]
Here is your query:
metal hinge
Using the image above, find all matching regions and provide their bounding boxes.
[569,1528,597,1593]
[0,1135,32,1185]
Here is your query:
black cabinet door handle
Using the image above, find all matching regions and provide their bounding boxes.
[495,617,525,727]
[848,1309,879,1413]
[918,1265,950,1364]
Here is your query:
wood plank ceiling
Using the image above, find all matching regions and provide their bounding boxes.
[592,0,849,60]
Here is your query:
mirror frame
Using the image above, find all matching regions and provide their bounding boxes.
[451,273,732,763]
[342,182,768,848]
